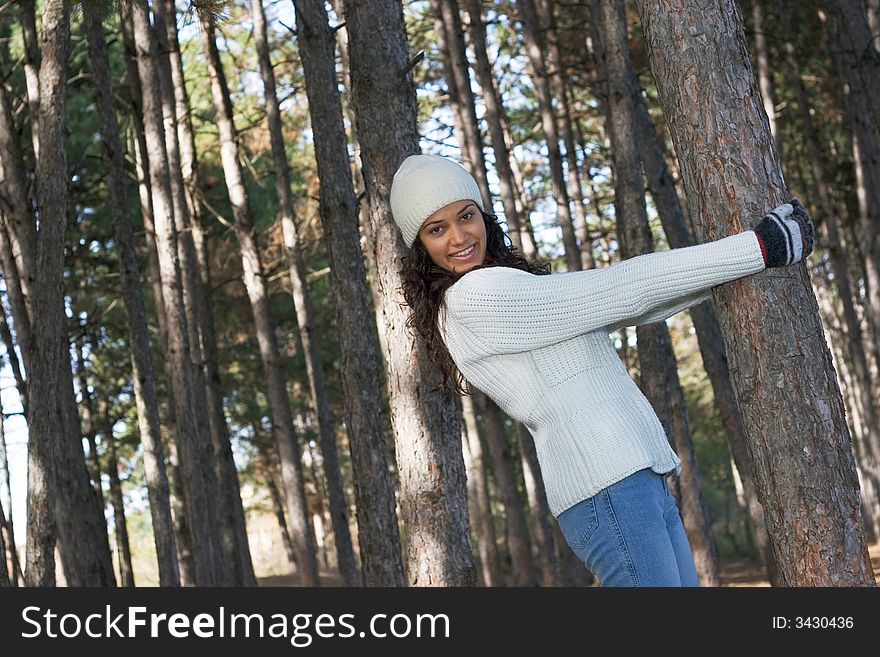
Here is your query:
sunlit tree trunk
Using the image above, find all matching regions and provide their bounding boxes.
[635,0,874,585]
[197,11,320,586]
[84,4,180,586]
[595,0,720,586]
[342,0,475,586]
[126,0,224,586]
[260,0,359,586]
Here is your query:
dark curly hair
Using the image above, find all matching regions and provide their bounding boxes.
[400,210,550,395]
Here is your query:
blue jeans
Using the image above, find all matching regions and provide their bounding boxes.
[556,468,699,587]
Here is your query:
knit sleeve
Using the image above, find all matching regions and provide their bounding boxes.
[445,230,765,354]
[605,289,712,333]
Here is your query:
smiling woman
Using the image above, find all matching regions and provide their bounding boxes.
[389,153,814,588]
[418,201,487,275]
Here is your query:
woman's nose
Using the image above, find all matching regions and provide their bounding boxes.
[449,223,467,244]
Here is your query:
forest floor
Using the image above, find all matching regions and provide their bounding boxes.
[257,541,880,587]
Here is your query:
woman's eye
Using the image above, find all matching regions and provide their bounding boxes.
[430,226,443,235]
[460,212,473,221]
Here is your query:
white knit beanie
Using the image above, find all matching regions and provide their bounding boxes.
[390,154,485,248]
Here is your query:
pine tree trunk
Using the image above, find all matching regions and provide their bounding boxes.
[750,0,778,144]
[260,0,359,587]
[474,392,537,586]
[635,0,874,585]
[514,0,580,271]
[342,0,475,586]
[518,424,563,586]
[197,13,320,587]
[83,5,180,586]
[24,0,69,587]
[594,0,720,586]
[323,4,411,588]
[161,0,257,582]
[258,448,297,570]
[121,18,196,589]
[432,0,491,202]
[102,411,135,588]
[460,393,501,586]
[149,1,234,587]
[633,47,779,585]
[540,0,593,269]
[461,0,534,259]
[125,0,224,586]
[821,2,880,363]
[0,400,21,585]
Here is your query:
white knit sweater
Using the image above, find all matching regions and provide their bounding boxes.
[439,230,766,517]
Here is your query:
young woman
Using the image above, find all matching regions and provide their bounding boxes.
[391,154,813,587]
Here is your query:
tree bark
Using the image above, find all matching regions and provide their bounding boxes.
[24,0,69,587]
[342,0,476,586]
[632,37,779,585]
[635,0,875,585]
[158,0,256,586]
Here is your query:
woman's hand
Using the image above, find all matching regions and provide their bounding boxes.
[753,199,815,268]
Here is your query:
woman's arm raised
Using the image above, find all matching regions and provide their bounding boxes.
[445,230,766,354]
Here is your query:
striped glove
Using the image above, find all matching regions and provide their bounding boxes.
[753,199,815,268]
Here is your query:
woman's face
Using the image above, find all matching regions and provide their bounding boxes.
[418,200,487,274]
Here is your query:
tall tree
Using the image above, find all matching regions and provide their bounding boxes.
[83,3,180,586]
[634,0,875,585]
[593,0,720,586]
[474,392,537,586]
[540,0,594,269]
[461,0,536,259]
[125,0,225,586]
[292,0,406,586]
[24,0,70,587]
[257,0,359,586]
[750,0,779,143]
[342,0,476,586]
[196,10,321,586]
[459,393,501,586]
[820,1,880,363]
[158,0,255,587]
[514,0,581,272]
[100,406,135,588]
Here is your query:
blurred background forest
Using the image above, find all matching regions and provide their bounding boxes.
[0,0,878,587]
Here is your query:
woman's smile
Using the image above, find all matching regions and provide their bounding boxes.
[419,200,488,274]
